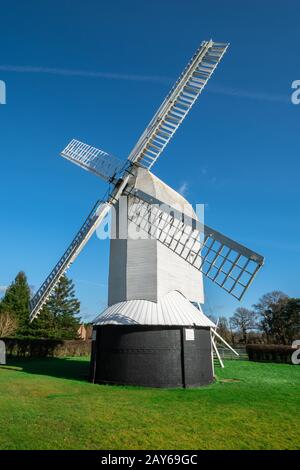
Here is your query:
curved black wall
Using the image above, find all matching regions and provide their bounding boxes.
[90,325,213,388]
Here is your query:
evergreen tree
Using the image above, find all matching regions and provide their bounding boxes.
[0,271,31,336]
[0,272,81,339]
[26,304,58,339]
[41,275,81,339]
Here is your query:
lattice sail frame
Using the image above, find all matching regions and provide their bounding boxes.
[128,40,229,169]
[125,188,264,301]
[61,139,124,182]
[29,174,130,322]
[29,201,111,321]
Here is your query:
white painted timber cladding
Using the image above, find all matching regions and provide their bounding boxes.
[126,239,157,301]
[108,167,204,306]
[94,291,214,327]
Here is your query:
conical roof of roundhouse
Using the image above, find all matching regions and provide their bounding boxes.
[93,291,214,327]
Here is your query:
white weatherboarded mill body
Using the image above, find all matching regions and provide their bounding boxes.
[108,167,204,307]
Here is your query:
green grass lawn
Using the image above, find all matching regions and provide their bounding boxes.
[0,357,299,450]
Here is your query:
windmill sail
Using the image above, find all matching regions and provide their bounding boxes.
[29,202,111,321]
[61,139,124,182]
[128,40,229,169]
[125,188,264,301]
[30,39,264,326]
[29,171,130,322]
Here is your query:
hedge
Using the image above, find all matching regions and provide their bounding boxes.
[246,344,296,364]
[1,338,91,358]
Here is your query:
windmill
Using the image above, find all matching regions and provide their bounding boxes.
[30,40,264,388]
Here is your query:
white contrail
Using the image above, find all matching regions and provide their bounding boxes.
[209,84,289,104]
[0,64,289,103]
[0,64,171,84]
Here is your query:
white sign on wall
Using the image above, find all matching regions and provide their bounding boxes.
[185,329,195,341]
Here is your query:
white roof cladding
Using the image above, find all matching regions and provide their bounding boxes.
[93,291,214,327]
[131,166,196,217]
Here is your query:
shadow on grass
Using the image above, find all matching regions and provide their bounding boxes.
[3,356,91,382]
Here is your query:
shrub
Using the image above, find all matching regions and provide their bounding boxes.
[1,337,91,358]
[246,344,295,364]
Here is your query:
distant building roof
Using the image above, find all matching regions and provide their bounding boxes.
[93,291,215,327]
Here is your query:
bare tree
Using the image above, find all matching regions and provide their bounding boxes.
[217,316,232,344]
[0,311,18,338]
[253,291,299,344]
[230,307,257,344]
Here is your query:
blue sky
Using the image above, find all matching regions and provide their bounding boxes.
[0,0,299,321]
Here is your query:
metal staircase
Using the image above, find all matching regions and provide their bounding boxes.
[29,201,110,321]
[128,40,229,169]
